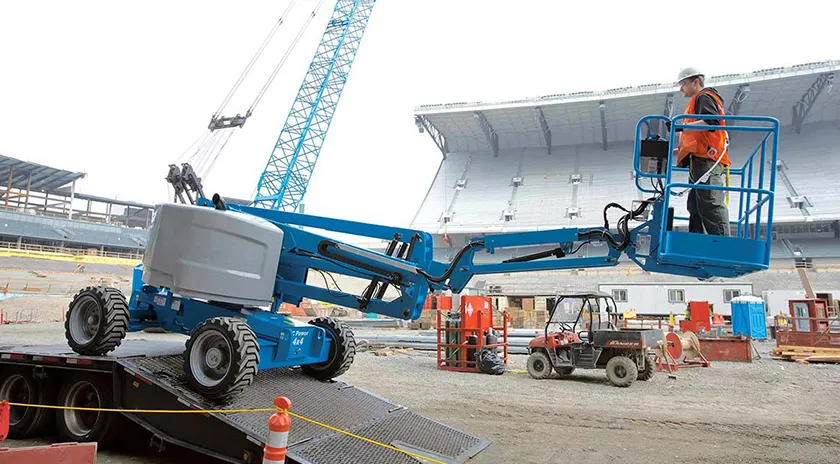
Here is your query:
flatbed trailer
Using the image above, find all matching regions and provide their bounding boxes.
[0,340,489,464]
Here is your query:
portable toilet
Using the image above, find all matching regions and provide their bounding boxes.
[731,295,767,339]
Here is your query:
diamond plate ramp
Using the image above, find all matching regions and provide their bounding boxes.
[292,410,488,464]
[122,355,489,463]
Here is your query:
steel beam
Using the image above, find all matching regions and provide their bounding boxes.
[535,107,551,155]
[414,115,449,158]
[474,111,499,157]
[599,101,608,151]
[793,73,835,134]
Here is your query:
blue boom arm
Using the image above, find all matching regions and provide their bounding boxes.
[193,114,779,322]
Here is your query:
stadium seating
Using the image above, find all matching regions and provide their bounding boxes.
[0,210,147,250]
[412,121,840,233]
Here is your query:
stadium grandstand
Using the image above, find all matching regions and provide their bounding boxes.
[0,154,151,257]
[411,60,840,297]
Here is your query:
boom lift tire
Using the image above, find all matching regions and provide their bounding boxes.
[65,286,129,356]
[56,375,122,445]
[637,353,656,381]
[0,367,53,438]
[184,317,260,400]
[605,356,638,387]
[526,351,553,379]
[301,317,355,381]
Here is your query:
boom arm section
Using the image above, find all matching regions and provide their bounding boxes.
[172,113,778,321]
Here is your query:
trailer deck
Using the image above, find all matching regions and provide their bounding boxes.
[0,340,489,464]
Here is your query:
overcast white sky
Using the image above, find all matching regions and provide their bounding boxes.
[0,0,836,229]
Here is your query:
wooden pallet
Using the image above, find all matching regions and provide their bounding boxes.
[770,345,840,364]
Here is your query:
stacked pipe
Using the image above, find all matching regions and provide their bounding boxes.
[360,328,540,355]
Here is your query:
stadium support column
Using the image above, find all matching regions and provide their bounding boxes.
[23,173,31,211]
[727,84,751,115]
[414,115,449,158]
[599,101,608,151]
[535,107,551,155]
[474,111,499,158]
[660,93,674,136]
[793,73,835,134]
[4,166,11,210]
[68,180,76,220]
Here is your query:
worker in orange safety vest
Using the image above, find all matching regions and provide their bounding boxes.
[673,67,730,236]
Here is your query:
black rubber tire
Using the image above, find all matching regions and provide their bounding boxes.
[527,351,553,379]
[65,286,129,356]
[554,366,575,377]
[0,367,53,438]
[638,354,656,381]
[183,317,259,400]
[606,356,638,387]
[55,375,122,446]
[301,317,356,381]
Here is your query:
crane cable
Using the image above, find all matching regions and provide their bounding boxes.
[249,0,329,114]
[212,0,300,120]
[185,0,330,181]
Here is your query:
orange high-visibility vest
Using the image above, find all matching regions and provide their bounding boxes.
[677,89,730,168]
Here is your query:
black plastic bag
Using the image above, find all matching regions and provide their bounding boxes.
[475,347,505,375]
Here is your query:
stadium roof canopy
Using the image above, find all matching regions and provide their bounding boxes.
[414,60,840,155]
[0,155,87,192]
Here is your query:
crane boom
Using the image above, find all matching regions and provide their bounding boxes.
[253,0,377,211]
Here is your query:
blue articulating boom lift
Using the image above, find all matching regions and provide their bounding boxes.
[63,113,780,400]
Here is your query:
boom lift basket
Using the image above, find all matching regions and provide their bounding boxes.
[631,114,780,278]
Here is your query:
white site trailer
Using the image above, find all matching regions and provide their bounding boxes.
[597,282,755,316]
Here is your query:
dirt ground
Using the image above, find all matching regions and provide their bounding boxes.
[2,317,840,463]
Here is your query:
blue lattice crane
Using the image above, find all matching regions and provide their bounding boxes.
[168,0,377,212]
[254,0,377,211]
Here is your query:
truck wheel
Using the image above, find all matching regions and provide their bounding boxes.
[554,366,575,377]
[56,375,121,446]
[0,367,53,438]
[606,356,638,387]
[184,317,259,400]
[527,351,553,379]
[65,286,129,356]
[637,354,656,381]
[301,317,355,381]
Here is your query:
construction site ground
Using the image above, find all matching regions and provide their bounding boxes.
[2,300,840,464]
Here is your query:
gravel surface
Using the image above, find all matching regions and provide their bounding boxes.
[2,323,840,463]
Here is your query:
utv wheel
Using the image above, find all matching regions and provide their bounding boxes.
[56,375,122,446]
[301,317,356,381]
[526,351,553,379]
[554,366,575,377]
[65,286,129,355]
[637,354,656,381]
[184,317,260,400]
[606,356,638,387]
[0,367,53,438]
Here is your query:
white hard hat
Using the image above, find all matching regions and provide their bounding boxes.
[678,67,704,82]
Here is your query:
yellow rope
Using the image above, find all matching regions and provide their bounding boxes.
[6,402,446,464]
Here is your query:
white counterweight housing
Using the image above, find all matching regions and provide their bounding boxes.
[142,203,284,306]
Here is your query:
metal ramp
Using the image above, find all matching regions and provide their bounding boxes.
[122,355,489,464]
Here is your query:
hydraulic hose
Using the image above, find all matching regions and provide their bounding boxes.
[419,241,485,284]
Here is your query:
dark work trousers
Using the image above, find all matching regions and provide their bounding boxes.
[686,156,730,236]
